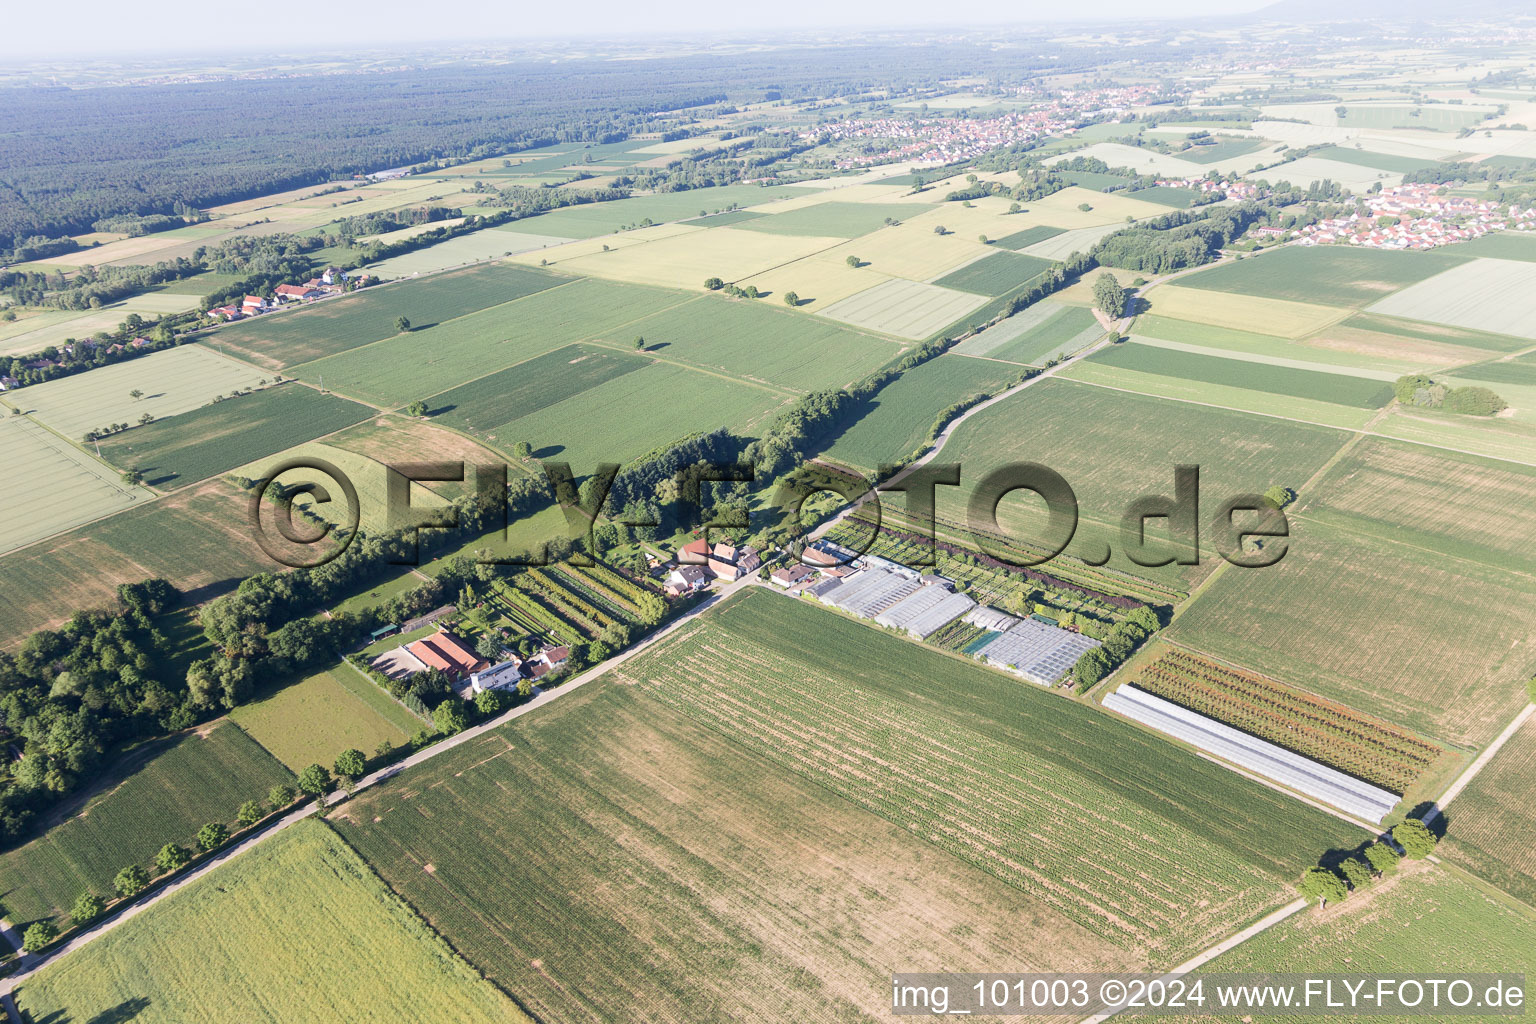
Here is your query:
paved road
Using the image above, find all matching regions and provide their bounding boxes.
[0,572,756,996]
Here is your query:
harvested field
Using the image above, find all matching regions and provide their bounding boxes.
[1145,285,1347,338]
[366,229,575,278]
[818,278,987,340]
[953,301,1101,365]
[0,415,145,553]
[1367,257,1536,339]
[547,226,838,291]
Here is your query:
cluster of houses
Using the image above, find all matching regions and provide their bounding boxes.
[367,605,571,699]
[815,85,1161,169]
[207,267,373,322]
[1152,175,1265,200]
[1297,182,1535,251]
[663,539,762,596]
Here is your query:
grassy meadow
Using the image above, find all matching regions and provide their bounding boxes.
[230,664,422,772]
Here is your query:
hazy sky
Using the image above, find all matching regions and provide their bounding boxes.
[4,0,1271,60]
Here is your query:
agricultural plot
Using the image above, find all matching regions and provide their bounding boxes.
[210,262,569,367]
[1339,311,1530,353]
[1126,645,1448,795]
[97,383,373,487]
[0,415,145,553]
[289,279,688,408]
[818,278,987,340]
[13,344,270,441]
[1456,354,1536,388]
[1050,143,1207,178]
[0,721,293,924]
[1312,145,1441,173]
[741,252,898,310]
[1134,314,1436,374]
[611,591,1360,958]
[1020,223,1125,261]
[1247,155,1402,192]
[992,224,1066,250]
[953,301,1101,365]
[623,295,903,391]
[509,184,801,237]
[1367,257,1536,340]
[1449,230,1536,262]
[365,228,575,278]
[1177,247,1468,308]
[0,478,278,644]
[14,821,526,1024]
[337,675,1132,1024]
[482,360,785,471]
[734,201,920,237]
[1083,342,1396,408]
[1144,863,1536,1024]
[932,249,1056,296]
[231,664,421,772]
[1442,713,1536,907]
[1379,405,1536,466]
[1178,137,1269,164]
[823,355,1019,470]
[817,219,992,282]
[1168,519,1536,749]
[427,344,648,436]
[542,226,839,292]
[324,415,517,502]
[933,378,1349,583]
[1125,185,1199,207]
[1146,285,1346,338]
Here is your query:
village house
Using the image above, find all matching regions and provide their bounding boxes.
[770,564,815,588]
[273,283,322,302]
[470,657,524,693]
[665,564,712,596]
[405,630,486,683]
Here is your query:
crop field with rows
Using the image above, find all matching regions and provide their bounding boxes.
[1127,645,1449,794]
[1442,712,1536,907]
[486,578,583,646]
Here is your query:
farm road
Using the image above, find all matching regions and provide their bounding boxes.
[0,571,757,997]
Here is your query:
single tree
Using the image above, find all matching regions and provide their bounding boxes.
[405,399,428,417]
[1009,202,1022,214]
[1093,272,1127,319]
[269,783,297,808]
[236,799,265,828]
[71,890,106,927]
[704,277,724,290]
[933,225,947,235]
[517,678,534,698]
[334,748,366,780]
[978,234,989,244]
[475,688,506,717]
[1077,202,1093,212]
[197,822,229,851]
[155,842,192,873]
[138,412,154,426]
[1339,858,1373,891]
[783,291,800,307]
[1263,485,1296,510]
[1297,866,1348,908]
[1392,818,1438,859]
[475,633,503,660]
[129,389,144,401]
[114,864,150,898]
[846,255,862,268]
[297,763,332,798]
[22,921,57,953]
[375,738,395,758]
[433,700,468,736]
[1364,841,1401,876]
[634,336,645,349]
[395,316,411,334]
[121,468,144,487]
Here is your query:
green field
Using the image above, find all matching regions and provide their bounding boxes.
[932,249,1057,296]
[14,821,527,1024]
[932,378,1350,581]
[1126,185,1199,207]
[1340,312,1530,353]
[336,590,1359,1023]
[1442,713,1536,907]
[736,201,924,237]
[290,278,689,407]
[1058,170,1136,190]
[823,354,1018,470]
[97,383,373,487]
[992,224,1067,250]
[1449,231,1536,263]
[1456,353,1536,388]
[1177,247,1469,308]
[0,721,294,924]
[12,344,271,441]
[230,663,422,772]
[1139,863,1536,1024]
[1,414,145,554]
[210,262,569,367]
[953,300,1102,365]
[1312,145,1440,173]
[686,209,765,227]
[1168,519,1536,749]
[510,184,802,237]
[1178,137,1267,164]
[427,343,649,434]
[1084,341,1396,408]
[624,294,903,391]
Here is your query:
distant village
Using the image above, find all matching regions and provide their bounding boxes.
[1296,182,1536,251]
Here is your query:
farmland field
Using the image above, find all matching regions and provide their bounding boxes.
[1138,862,1536,1024]
[932,249,1056,296]
[823,354,1018,470]
[324,414,520,501]
[1456,353,1536,388]
[735,201,921,237]
[290,278,689,407]
[1247,155,1403,192]
[365,228,575,277]
[1311,144,1441,173]
[1146,285,1347,338]
[1366,257,1536,339]
[1449,230,1536,262]
[993,224,1066,250]
[547,226,841,291]
[1083,341,1396,408]
[1020,222,1125,261]
[336,591,1359,1024]
[97,383,373,487]
[1442,713,1536,907]
[508,184,802,237]
[952,300,1101,365]
[818,278,986,339]
[1,415,145,553]
[1339,311,1530,353]
[0,721,293,924]
[13,821,526,1024]
[230,664,422,772]
[12,344,271,440]
[1175,247,1467,308]
[208,262,570,367]
[0,477,280,644]
[427,344,649,435]
[1125,185,1198,207]
[932,379,1350,581]
[1134,314,1440,374]
[1168,519,1536,749]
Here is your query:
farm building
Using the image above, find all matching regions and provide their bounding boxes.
[872,585,976,638]
[665,564,711,596]
[405,630,486,682]
[1103,685,1400,823]
[770,564,815,588]
[977,619,1101,686]
[470,658,524,693]
[964,606,1021,632]
[813,568,921,619]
